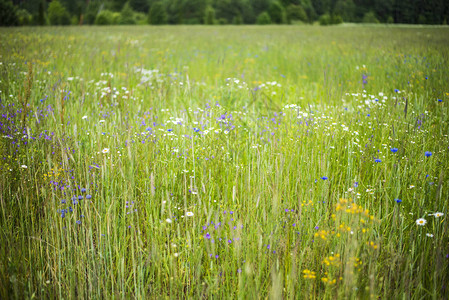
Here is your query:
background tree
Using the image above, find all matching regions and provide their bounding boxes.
[334,0,355,22]
[0,0,18,26]
[256,11,271,23]
[95,9,116,24]
[204,5,216,24]
[286,4,308,23]
[148,1,167,24]
[119,1,136,24]
[164,0,183,24]
[37,0,46,25]
[268,1,286,23]
[130,0,150,12]
[48,0,71,25]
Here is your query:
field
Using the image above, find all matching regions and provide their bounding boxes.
[1,25,449,299]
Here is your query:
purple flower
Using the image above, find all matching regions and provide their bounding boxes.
[86,194,92,199]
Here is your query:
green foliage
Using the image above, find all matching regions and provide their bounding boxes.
[232,13,243,24]
[363,11,380,23]
[286,4,308,23]
[0,0,18,26]
[95,9,116,25]
[217,17,228,24]
[319,13,343,25]
[17,9,32,26]
[334,0,355,22]
[134,12,147,24]
[84,1,101,25]
[130,0,150,12]
[204,5,216,24]
[48,0,71,25]
[319,13,331,25]
[148,1,167,25]
[37,0,46,25]
[119,2,136,24]
[268,1,286,24]
[256,11,271,24]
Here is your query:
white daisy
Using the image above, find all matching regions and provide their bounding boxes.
[165,218,172,223]
[186,212,194,217]
[21,165,27,168]
[426,233,434,237]
[102,148,109,154]
[415,218,427,226]
[82,116,88,120]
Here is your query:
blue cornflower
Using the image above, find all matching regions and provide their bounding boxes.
[425,151,432,157]
[78,195,83,200]
[391,148,398,153]
[375,158,381,163]
[321,176,328,180]
[167,129,173,132]
[86,194,92,199]
[395,199,402,203]
[61,199,66,204]
[76,220,81,224]
[437,99,442,102]
[394,89,400,93]
[81,188,86,193]
[205,233,211,239]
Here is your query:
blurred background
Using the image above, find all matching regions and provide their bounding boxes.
[1,0,449,27]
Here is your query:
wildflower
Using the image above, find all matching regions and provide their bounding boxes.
[81,188,86,193]
[86,195,92,199]
[416,218,427,226]
[21,165,27,168]
[390,148,398,153]
[394,89,400,93]
[321,176,328,180]
[186,212,194,217]
[166,218,172,223]
[437,99,442,102]
[102,148,109,154]
[76,220,81,225]
[425,151,432,157]
[375,158,381,163]
[82,116,88,120]
[174,253,179,257]
[429,212,444,218]
[426,233,434,237]
[395,199,402,203]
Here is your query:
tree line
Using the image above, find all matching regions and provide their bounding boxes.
[1,0,449,26]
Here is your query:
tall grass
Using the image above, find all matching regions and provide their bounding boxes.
[0,25,448,299]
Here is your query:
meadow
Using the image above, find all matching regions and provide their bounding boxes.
[0,25,449,299]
